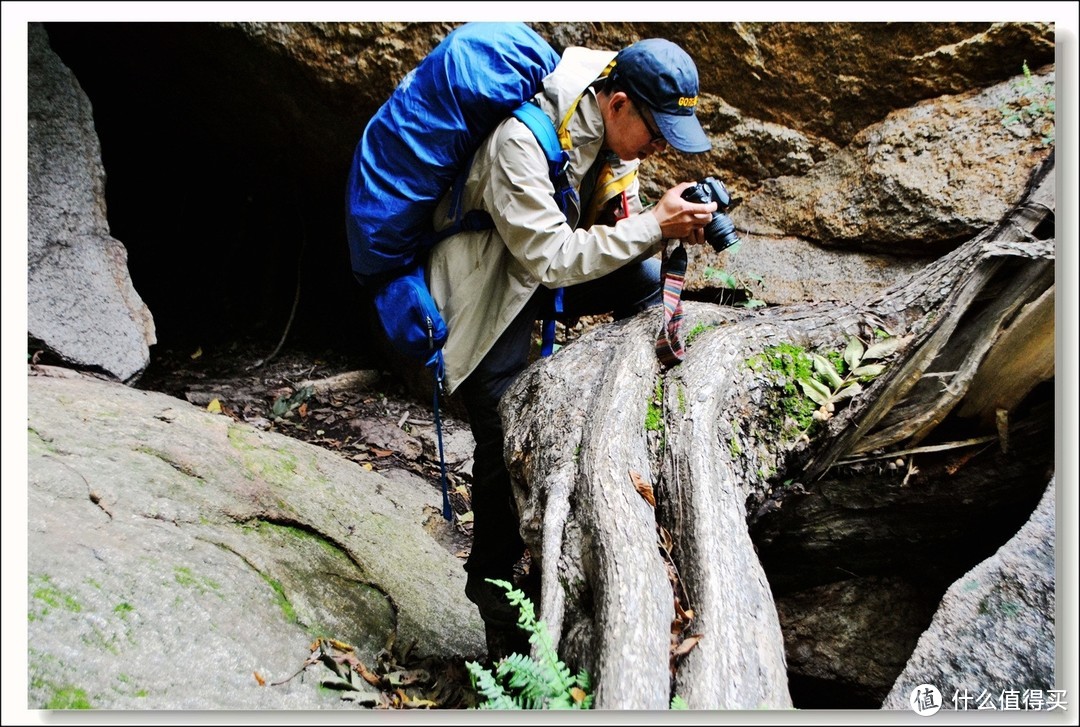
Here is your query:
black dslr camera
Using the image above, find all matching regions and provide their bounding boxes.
[681,177,741,252]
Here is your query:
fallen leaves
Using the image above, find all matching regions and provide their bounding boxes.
[632,469,703,672]
[272,636,478,709]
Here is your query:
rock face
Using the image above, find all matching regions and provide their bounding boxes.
[776,577,940,707]
[35,20,1056,344]
[26,369,483,710]
[882,480,1056,711]
[735,67,1056,255]
[27,23,155,382]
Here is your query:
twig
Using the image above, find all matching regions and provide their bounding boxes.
[269,653,320,687]
[832,434,998,467]
[250,186,308,371]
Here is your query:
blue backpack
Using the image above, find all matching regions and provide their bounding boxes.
[346,21,570,357]
[345,22,571,518]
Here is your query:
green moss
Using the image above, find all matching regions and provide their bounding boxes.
[825,349,848,376]
[261,574,298,624]
[114,673,148,699]
[228,425,302,487]
[746,343,819,436]
[684,322,715,346]
[27,427,61,455]
[113,602,134,618]
[677,385,687,414]
[44,686,92,710]
[227,425,257,451]
[174,566,222,596]
[30,575,82,616]
[645,379,665,433]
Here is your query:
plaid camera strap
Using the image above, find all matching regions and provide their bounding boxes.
[655,243,688,367]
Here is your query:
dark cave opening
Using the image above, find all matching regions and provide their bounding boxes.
[43,22,371,359]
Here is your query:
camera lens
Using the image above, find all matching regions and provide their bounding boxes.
[705,213,740,252]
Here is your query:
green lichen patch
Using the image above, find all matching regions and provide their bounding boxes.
[645,379,665,433]
[44,685,93,710]
[173,566,222,597]
[29,574,82,620]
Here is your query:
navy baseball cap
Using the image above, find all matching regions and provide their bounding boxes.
[612,38,711,154]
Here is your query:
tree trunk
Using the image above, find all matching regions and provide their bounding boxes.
[500,153,1055,708]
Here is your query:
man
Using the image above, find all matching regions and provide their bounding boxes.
[426,37,717,659]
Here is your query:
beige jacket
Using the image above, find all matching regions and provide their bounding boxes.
[428,47,665,393]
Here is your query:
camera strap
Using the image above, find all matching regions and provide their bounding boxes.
[655,242,688,367]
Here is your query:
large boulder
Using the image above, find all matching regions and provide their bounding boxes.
[27,23,155,382]
[882,479,1056,711]
[26,368,483,710]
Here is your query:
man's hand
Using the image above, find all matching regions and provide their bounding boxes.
[650,182,716,243]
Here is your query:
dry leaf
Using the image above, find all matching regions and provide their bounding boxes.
[672,634,702,657]
[253,670,265,686]
[657,524,673,553]
[356,661,383,687]
[629,469,655,507]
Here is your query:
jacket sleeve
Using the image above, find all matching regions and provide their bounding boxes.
[481,119,663,289]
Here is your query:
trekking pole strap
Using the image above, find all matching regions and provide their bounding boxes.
[431,351,453,521]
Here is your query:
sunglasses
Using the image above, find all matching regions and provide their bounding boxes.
[631,98,665,146]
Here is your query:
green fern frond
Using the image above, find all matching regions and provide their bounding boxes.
[495,653,552,709]
[467,660,518,710]
[469,579,594,710]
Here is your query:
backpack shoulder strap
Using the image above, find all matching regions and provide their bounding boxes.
[512,102,574,215]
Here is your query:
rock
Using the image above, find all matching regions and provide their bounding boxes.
[26,369,484,709]
[35,21,1058,343]
[882,479,1056,710]
[27,23,155,382]
[736,67,1055,255]
[776,577,939,706]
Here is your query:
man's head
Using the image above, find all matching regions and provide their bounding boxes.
[608,38,711,155]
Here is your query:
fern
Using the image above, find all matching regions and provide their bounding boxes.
[470,664,518,709]
[466,579,592,709]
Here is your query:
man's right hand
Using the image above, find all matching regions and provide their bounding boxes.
[650,182,717,243]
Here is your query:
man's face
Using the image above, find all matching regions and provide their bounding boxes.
[605,92,668,161]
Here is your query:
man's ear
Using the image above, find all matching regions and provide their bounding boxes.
[609,91,631,113]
